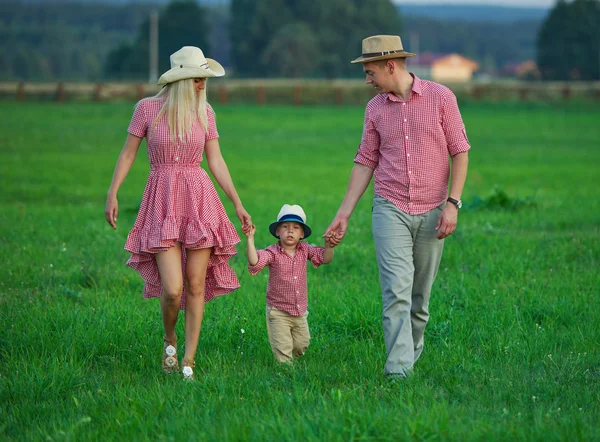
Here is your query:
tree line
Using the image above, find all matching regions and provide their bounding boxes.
[0,0,598,82]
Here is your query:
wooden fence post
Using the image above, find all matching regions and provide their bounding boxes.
[219,84,228,104]
[17,82,25,101]
[336,87,344,105]
[56,82,65,103]
[135,83,144,101]
[94,83,103,102]
[519,88,528,101]
[293,85,302,105]
[472,85,484,100]
[256,86,265,105]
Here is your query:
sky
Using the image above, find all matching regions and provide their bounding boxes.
[394,0,554,7]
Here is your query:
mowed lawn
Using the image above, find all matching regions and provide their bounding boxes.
[0,99,598,441]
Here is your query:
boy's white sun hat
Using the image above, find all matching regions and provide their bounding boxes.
[269,204,312,239]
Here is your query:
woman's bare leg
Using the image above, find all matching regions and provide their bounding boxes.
[182,247,211,362]
[155,243,184,345]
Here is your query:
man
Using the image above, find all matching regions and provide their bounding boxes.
[325,35,470,378]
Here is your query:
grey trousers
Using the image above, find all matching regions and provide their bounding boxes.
[372,196,445,375]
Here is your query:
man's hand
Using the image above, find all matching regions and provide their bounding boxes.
[435,204,458,239]
[324,216,348,246]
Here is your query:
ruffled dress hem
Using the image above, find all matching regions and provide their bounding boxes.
[125,216,241,310]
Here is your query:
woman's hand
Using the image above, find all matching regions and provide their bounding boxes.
[236,206,252,234]
[245,224,256,238]
[105,195,119,230]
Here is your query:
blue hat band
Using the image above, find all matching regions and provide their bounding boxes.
[278,214,304,224]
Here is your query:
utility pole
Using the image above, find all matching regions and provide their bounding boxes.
[149,10,159,83]
[410,32,419,65]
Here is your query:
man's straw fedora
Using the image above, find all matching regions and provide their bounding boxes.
[351,35,415,64]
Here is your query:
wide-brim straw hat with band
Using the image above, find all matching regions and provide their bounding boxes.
[157,46,225,86]
[351,35,416,64]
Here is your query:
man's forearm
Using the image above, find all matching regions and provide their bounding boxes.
[449,152,468,200]
[336,163,374,219]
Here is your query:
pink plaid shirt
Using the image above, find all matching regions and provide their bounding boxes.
[248,242,325,316]
[354,74,471,215]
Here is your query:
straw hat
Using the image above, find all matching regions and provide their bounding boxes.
[157,46,225,85]
[351,35,415,64]
[269,204,312,239]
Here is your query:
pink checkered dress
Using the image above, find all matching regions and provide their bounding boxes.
[124,98,240,308]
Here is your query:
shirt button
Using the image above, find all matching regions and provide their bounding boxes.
[402,103,406,106]
[407,153,410,157]
[404,119,407,122]
[405,136,409,139]
[409,171,412,174]
[294,276,297,279]
[296,291,299,294]
[175,157,179,161]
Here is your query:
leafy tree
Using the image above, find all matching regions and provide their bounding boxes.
[105,1,211,80]
[262,22,319,77]
[537,0,600,80]
[229,0,403,78]
[104,43,134,79]
[229,0,260,76]
[0,1,155,81]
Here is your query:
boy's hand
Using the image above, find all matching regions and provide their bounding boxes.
[245,224,256,238]
[324,236,335,248]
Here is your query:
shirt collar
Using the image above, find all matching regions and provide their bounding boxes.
[385,72,422,102]
[275,241,304,253]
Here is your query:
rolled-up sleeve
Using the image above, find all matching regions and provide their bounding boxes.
[248,249,273,275]
[306,244,325,269]
[441,91,471,156]
[127,100,148,138]
[353,105,380,169]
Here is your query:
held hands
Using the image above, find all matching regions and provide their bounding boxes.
[105,195,118,230]
[235,206,253,234]
[324,236,335,248]
[245,224,256,238]
[323,215,348,247]
[436,204,458,239]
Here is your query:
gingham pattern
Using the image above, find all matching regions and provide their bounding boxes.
[248,242,325,316]
[124,98,241,309]
[354,74,471,215]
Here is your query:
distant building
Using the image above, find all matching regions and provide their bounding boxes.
[500,60,541,80]
[408,52,480,83]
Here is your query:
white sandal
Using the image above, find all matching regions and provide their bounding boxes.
[162,336,179,374]
[182,358,195,380]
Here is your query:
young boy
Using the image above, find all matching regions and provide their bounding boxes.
[245,204,334,363]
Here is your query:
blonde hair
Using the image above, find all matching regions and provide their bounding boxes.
[153,78,209,142]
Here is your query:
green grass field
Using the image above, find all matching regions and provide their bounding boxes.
[1,99,599,441]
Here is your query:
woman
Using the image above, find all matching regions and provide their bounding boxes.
[105,46,251,380]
